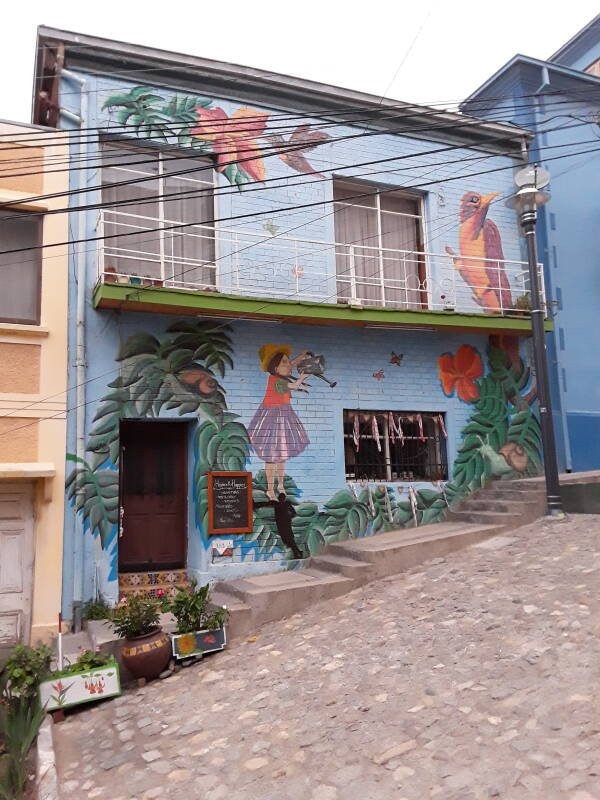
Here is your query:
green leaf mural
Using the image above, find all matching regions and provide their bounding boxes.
[101,87,330,186]
[66,327,541,577]
[67,322,236,546]
[65,455,118,548]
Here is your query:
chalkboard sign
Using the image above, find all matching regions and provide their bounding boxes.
[207,472,253,535]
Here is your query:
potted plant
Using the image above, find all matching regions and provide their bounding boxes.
[111,594,171,680]
[168,581,229,660]
[513,292,532,316]
[38,649,120,712]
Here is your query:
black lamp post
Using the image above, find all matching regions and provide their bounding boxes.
[507,165,564,517]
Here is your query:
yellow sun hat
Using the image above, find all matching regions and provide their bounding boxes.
[259,343,291,372]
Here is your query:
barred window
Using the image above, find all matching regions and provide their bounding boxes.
[343,410,448,482]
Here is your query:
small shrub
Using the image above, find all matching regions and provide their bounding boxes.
[111,595,160,639]
[169,581,229,634]
[59,649,112,675]
[82,595,113,621]
[0,646,48,800]
[0,696,45,800]
[2,644,52,699]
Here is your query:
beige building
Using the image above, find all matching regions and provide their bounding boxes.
[0,120,68,647]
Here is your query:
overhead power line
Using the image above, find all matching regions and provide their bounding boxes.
[0,139,597,261]
[0,94,588,177]
[0,124,593,228]
[0,104,588,212]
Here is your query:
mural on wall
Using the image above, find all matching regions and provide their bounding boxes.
[248,345,311,500]
[102,88,330,186]
[66,324,541,590]
[446,191,513,314]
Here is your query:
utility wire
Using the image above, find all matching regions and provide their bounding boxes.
[0,94,587,177]
[1,135,596,261]
[2,125,593,231]
[0,102,586,210]
[5,133,591,426]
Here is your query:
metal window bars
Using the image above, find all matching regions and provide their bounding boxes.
[344,410,448,482]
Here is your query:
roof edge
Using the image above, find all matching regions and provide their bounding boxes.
[461,53,600,108]
[34,25,532,153]
[548,13,600,63]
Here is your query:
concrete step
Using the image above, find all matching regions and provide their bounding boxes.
[54,630,93,669]
[327,522,500,578]
[220,568,355,627]
[446,509,524,527]
[458,498,539,513]
[211,589,253,640]
[309,553,373,582]
[479,482,544,498]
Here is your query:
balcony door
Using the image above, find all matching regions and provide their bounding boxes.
[101,142,216,289]
[333,180,425,308]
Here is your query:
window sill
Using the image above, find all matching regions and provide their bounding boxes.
[0,322,49,337]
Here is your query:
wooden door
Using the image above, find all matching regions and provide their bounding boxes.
[119,421,187,572]
[0,483,34,652]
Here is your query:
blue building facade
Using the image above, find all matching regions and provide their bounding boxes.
[462,14,600,473]
[33,28,545,620]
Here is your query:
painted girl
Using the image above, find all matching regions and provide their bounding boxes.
[248,344,310,500]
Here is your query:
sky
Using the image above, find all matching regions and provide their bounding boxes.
[3,0,599,123]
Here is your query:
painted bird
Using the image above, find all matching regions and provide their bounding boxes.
[446,192,512,314]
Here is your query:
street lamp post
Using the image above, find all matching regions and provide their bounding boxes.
[507,165,563,517]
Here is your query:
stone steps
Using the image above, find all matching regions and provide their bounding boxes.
[446,509,524,527]
[118,569,190,600]
[213,520,502,637]
[309,553,373,582]
[327,522,500,578]
[459,497,539,511]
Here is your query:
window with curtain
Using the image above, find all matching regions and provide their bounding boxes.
[101,142,215,288]
[343,410,448,482]
[333,179,425,308]
[0,211,42,324]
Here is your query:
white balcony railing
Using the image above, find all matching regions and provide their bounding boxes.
[97,209,544,317]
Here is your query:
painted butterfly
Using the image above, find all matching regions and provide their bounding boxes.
[390,351,404,366]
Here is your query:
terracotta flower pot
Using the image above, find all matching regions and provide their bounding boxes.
[121,627,171,680]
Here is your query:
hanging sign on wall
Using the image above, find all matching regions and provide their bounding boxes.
[207,471,253,535]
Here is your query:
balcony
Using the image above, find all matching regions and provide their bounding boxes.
[95,209,548,333]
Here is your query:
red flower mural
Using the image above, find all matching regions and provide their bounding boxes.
[438,345,483,403]
[191,106,270,182]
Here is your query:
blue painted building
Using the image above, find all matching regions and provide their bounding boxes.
[461,14,600,472]
[32,27,546,622]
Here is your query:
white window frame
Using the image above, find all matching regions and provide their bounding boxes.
[332,179,427,307]
[101,141,217,288]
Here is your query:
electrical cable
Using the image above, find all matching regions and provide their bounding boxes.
[0,94,588,180]
[5,133,592,428]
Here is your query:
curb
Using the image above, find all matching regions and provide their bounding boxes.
[36,717,59,800]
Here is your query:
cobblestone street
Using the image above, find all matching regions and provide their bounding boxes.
[54,515,600,800]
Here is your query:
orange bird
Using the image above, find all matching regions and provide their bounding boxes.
[446,192,512,313]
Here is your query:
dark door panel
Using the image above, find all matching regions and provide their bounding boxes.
[119,421,187,571]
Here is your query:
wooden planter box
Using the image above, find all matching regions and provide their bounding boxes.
[171,627,227,660]
[39,659,121,712]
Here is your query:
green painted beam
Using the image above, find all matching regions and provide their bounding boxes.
[93,282,553,334]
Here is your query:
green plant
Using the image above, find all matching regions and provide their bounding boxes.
[60,650,112,675]
[514,292,532,312]
[169,581,229,634]
[111,595,160,639]
[0,695,45,800]
[82,595,113,621]
[2,645,52,700]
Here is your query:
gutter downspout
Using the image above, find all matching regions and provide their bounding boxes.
[534,64,573,471]
[60,68,88,630]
